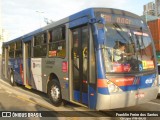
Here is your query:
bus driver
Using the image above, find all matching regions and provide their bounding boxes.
[114,41,133,62]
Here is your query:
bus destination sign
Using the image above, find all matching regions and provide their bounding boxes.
[101,14,132,25]
[99,13,147,29]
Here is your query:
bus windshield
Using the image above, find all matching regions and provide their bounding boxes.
[100,23,155,73]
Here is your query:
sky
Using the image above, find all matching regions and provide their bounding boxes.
[1,0,153,41]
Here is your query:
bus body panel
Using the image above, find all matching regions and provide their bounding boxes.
[31,58,43,91]
[41,57,69,98]
[8,58,23,85]
[96,86,158,110]
[14,58,24,84]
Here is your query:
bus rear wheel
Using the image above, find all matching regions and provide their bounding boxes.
[48,80,62,106]
[10,72,16,86]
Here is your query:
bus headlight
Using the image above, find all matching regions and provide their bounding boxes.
[108,82,122,93]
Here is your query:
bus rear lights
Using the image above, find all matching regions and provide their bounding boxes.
[62,61,68,72]
[135,93,144,99]
[63,77,69,80]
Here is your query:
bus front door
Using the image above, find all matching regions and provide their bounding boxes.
[72,26,89,105]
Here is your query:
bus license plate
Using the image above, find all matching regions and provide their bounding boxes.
[135,93,144,98]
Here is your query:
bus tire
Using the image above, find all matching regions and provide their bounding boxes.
[10,72,16,86]
[47,80,62,106]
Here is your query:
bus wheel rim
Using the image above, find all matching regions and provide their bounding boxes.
[51,85,60,101]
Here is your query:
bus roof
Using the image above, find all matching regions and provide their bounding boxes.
[3,7,142,45]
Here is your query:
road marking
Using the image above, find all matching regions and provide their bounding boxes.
[16,95,37,104]
[148,101,160,106]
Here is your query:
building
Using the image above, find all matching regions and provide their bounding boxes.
[155,0,160,16]
[143,2,156,16]
[141,14,158,22]
[0,29,10,54]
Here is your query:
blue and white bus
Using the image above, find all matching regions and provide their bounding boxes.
[1,8,159,110]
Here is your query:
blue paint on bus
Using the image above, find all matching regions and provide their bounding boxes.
[69,17,88,28]
[96,50,106,79]
[98,88,109,94]
[88,86,97,109]
[119,74,156,91]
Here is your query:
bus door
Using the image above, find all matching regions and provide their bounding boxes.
[23,41,32,88]
[71,26,89,105]
[4,47,9,79]
[2,47,5,77]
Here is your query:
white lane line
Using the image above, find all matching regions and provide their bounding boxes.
[148,101,160,106]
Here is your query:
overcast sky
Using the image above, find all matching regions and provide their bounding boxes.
[1,0,153,41]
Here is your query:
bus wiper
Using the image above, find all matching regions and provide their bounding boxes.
[129,31,136,55]
[135,35,142,60]
[113,23,128,43]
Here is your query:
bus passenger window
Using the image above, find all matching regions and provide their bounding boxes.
[15,41,22,58]
[9,43,15,58]
[33,33,47,57]
[2,47,5,58]
[48,26,66,58]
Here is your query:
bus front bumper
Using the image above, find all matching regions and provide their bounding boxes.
[96,87,158,110]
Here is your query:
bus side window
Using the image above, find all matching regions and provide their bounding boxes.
[48,26,66,58]
[15,40,22,58]
[9,43,15,58]
[33,33,47,57]
[158,65,160,74]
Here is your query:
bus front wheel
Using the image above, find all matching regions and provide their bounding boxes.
[47,80,62,106]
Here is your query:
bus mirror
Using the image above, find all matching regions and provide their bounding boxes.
[89,18,97,24]
[89,17,106,24]
[98,18,106,24]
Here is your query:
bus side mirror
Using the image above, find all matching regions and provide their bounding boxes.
[89,17,106,24]
[98,18,106,24]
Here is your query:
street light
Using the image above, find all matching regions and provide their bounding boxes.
[36,11,44,27]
